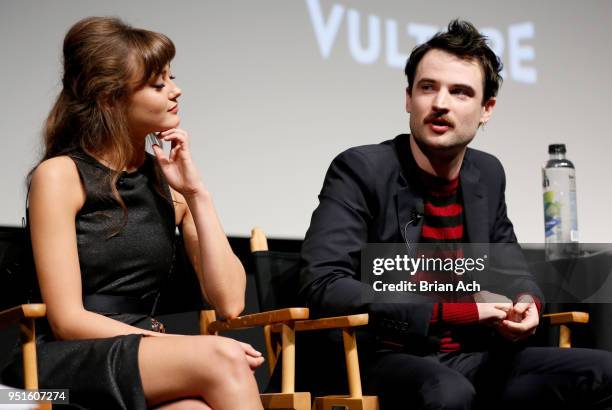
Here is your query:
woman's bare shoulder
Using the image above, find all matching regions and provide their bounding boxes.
[30,156,85,211]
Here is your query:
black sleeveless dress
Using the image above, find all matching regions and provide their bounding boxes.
[2,152,176,409]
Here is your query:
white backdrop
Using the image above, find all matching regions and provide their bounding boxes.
[1,0,611,242]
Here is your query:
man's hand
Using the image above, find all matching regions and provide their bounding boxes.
[496,295,539,341]
[474,291,513,324]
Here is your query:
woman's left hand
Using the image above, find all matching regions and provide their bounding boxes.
[152,128,205,198]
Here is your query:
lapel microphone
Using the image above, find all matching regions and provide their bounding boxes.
[409,201,425,225]
[403,200,424,254]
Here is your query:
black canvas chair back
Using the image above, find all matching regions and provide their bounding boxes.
[251,250,302,312]
[0,228,39,311]
[528,248,612,350]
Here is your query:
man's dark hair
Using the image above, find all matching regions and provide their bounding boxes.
[404,19,503,104]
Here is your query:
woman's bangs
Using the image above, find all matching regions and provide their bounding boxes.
[129,30,176,87]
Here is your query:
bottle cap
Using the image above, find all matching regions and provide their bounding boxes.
[548,144,566,154]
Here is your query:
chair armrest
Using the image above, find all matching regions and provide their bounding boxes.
[208,307,309,333]
[0,304,46,330]
[295,313,369,331]
[268,313,369,333]
[542,311,589,326]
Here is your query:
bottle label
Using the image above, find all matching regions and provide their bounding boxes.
[543,167,578,244]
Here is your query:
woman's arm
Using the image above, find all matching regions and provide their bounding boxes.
[29,157,169,340]
[174,189,246,319]
[153,128,246,319]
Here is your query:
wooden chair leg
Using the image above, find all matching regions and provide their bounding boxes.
[559,324,572,348]
[264,324,278,375]
[260,392,311,410]
[343,328,362,399]
[313,396,379,410]
[260,323,311,410]
[21,317,52,409]
[199,310,217,335]
[20,317,38,390]
[281,323,295,393]
[313,328,378,410]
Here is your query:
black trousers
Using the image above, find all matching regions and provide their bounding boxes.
[363,347,612,410]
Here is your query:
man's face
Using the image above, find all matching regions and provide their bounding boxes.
[406,49,495,158]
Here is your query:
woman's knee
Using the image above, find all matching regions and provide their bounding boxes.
[139,335,254,401]
[208,336,247,366]
[196,336,252,383]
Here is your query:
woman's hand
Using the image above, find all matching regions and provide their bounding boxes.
[238,342,265,370]
[152,128,205,199]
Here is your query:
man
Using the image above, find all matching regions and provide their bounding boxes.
[299,20,612,409]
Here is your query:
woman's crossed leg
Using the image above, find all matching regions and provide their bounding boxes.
[139,334,264,410]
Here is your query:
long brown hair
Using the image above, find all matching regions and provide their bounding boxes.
[33,16,175,233]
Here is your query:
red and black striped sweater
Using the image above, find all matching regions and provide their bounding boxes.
[418,173,539,352]
[417,174,475,351]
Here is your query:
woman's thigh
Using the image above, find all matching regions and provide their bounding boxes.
[153,398,211,410]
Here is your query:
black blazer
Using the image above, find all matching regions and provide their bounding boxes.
[299,134,542,345]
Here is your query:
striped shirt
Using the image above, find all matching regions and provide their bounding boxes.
[418,173,478,352]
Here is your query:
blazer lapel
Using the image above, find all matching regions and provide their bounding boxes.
[461,153,489,242]
[393,135,425,244]
[396,186,424,244]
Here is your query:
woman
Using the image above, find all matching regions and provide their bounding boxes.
[2,16,264,409]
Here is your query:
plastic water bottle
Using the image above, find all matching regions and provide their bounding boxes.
[542,144,579,260]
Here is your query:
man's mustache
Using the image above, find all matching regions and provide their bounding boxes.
[424,113,454,128]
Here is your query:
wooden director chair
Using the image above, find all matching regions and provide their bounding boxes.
[0,227,590,410]
[240,227,378,410]
[0,228,51,410]
[0,226,374,410]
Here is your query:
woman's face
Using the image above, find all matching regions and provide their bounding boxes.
[127,64,181,137]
